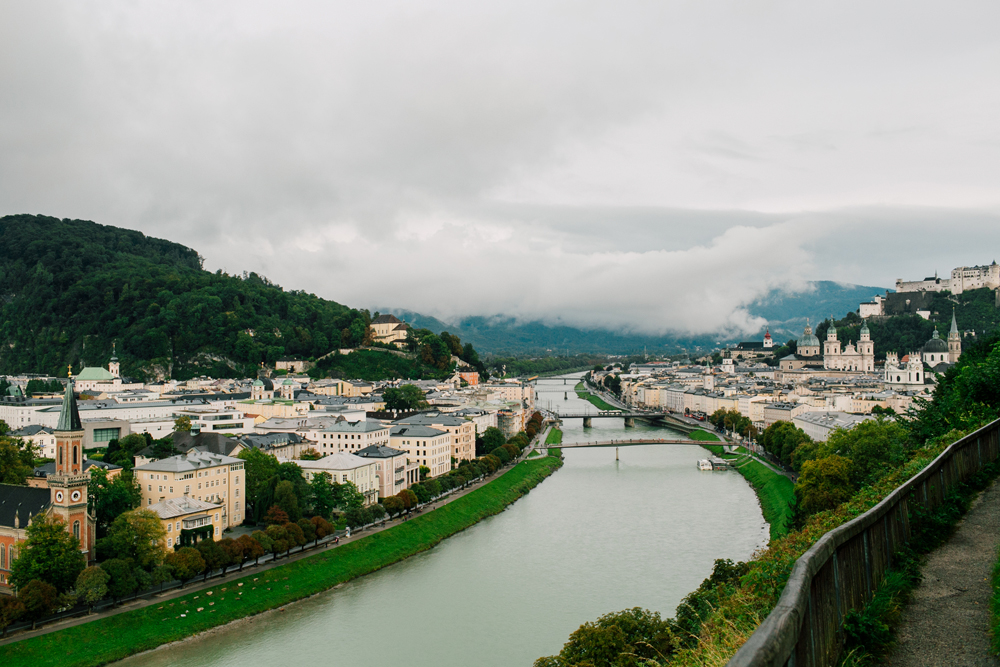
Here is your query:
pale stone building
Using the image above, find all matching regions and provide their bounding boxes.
[133,449,246,529]
[390,424,452,478]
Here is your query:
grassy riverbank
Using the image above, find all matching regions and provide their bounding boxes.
[2,456,564,667]
[545,428,563,445]
[689,429,720,442]
[574,383,621,411]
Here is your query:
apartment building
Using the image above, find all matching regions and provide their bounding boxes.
[316,420,391,454]
[390,425,451,478]
[133,449,246,529]
[393,413,475,462]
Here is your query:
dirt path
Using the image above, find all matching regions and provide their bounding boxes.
[888,477,1000,667]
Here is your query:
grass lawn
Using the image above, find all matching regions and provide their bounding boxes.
[545,428,563,445]
[2,456,564,667]
[528,450,540,457]
[689,429,720,442]
[573,386,621,411]
[737,459,795,540]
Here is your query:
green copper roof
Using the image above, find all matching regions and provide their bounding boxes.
[56,379,82,432]
[75,366,115,381]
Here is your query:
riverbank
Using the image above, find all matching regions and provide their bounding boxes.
[1,455,564,667]
[574,382,621,411]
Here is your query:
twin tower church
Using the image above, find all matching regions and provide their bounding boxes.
[0,379,95,587]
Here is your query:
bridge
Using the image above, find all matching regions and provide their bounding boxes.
[549,437,705,448]
[553,409,693,430]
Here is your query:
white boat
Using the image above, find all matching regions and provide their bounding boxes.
[697,459,714,470]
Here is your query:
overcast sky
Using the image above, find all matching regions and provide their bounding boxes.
[2,1,999,335]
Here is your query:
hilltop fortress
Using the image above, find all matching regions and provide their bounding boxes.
[895,261,999,295]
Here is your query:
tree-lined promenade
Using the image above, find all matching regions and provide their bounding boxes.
[0,451,563,667]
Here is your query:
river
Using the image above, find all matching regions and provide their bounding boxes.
[118,374,768,667]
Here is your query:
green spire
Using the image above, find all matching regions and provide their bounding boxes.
[56,379,82,432]
[951,308,958,335]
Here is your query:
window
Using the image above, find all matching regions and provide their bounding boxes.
[148,485,152,491]
[1,544,5,569]
[73,447,78,465]
[73,521,80,540]
[167,537,173,547]
[176,521,181,531]
[148,498,152,505]
[169,486,173,493]
[215,513,220,522]
[167,523,172,532]
[185,485,190,493]
[93,427,121,443]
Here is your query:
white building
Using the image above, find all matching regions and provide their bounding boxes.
[390,424,452,478]
[295,453,381,505]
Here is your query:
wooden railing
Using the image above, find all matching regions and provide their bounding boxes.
[727,418,1000,667]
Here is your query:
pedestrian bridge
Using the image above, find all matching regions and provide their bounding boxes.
[550,437,706,448]
[553,409,696,430]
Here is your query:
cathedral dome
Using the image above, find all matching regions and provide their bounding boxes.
[798,326,820,349]
[860,320,870,336]
[923,329,949,353]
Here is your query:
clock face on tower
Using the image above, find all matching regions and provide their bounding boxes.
[55,491,64,502]
[71,490,82,503]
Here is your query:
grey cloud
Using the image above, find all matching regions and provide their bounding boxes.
[2,1,1000,336]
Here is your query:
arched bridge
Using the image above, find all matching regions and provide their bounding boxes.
[553,410,693,430]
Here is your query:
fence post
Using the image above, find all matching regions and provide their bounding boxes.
[863,530,873,601]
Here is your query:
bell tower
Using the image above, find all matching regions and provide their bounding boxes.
[49,376,92,558]
[108,342,120,377]
[948,309,962,363]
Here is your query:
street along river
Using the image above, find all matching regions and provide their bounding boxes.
[118,375,768,667]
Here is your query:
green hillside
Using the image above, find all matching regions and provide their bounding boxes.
[0,215,476,381]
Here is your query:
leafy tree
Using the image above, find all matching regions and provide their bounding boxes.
[0,435,37,484]
[284,522,306,555]
[265,524,290,560]
[309,516,334,545]
[104,433,148,468]
[383,384,428,411]
[19,580,58,630]
[332,480,365,513]
[173,415,193,433]
[164,547,205,586]
[274,480,301,522]
[236,534,264,569]
[478,426,506,457]
[75,566,110,613]
[795,455,855,516]
[151,564,173,592]
[296,518,317,543]
[250,531,272,565]
[382,496,404,517]
[88,468,142,538]
[534,607,675,667]
[299,447,321,461]
[815,417,910,487]
[396,488,418,510]
[410,483,431,504]
[217,537,244,575]
[262,505,290,526]
[106,509,166,569]
[100,559,138,603]
[195,538,227,581]
[418,465,430,481]
[308,471,337,519]
[0,595,26,637]
[9,516,85,593]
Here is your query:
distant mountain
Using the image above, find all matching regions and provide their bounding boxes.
[389,281,889,356]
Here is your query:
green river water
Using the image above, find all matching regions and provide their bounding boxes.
[117,374,768,666]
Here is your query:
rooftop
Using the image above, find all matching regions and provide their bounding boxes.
[148,496,221,520]
[134,448,242,473]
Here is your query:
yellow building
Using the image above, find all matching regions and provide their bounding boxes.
[133,448,246,530]
[371,314,410,347]
[148,496,226,548]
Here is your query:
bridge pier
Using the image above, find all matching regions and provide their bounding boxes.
[583,417,592,428]
[564,392,568,400]
[624,417,635,428]
[564,378,567,385]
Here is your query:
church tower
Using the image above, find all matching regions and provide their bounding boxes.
[108,342,120,378]
[948,309,962,363]
[48,377,93,558]
[824,318,841,359]
[763,328,773,348]
[858,320,875,371]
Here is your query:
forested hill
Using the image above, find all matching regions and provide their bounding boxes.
[0,214,378,380]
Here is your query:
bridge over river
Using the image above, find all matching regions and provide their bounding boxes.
[553,409,697,431]
[550,437,708,448]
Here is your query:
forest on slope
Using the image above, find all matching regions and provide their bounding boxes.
[0,215,480,381]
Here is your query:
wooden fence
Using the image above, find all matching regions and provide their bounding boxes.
[727,418,1000,667]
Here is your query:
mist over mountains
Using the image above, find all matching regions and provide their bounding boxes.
[388,281,888,356]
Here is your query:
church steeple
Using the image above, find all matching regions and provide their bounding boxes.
[948,308,962,363]
[56,378,83,433]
